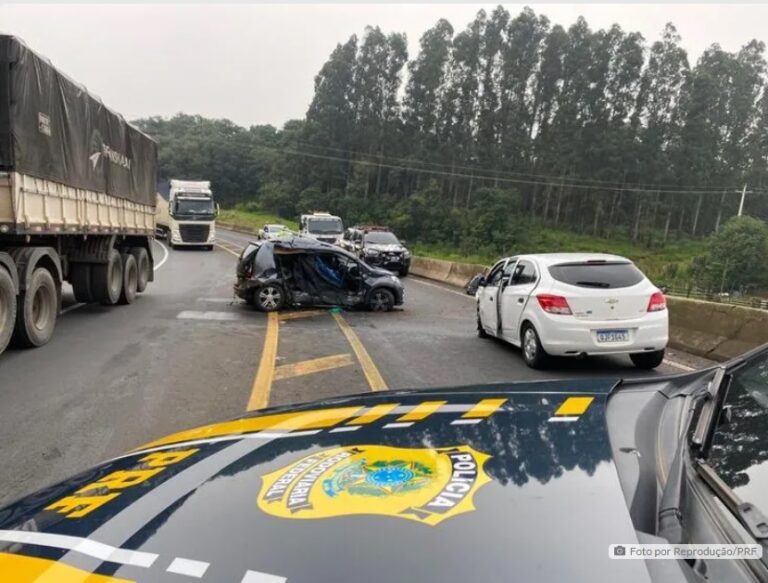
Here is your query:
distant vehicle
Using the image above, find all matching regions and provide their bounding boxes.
[475,253,668,369]
[299,211,344,245]
[156,179,218,250]
[3,345,767,583]
[0,35,156,357]
[258,223,290,241]
[341,225,411,276]
[234,235,404,312]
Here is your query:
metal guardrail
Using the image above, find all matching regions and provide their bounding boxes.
[662,286,768,310]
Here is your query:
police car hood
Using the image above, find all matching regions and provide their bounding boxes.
[0,379,654,583]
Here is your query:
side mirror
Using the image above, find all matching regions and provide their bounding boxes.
[400,239,407,246]
[465,273,486,295]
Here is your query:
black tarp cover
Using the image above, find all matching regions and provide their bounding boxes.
[0,35,157,206]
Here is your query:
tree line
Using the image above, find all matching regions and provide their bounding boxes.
[134,6,768,288]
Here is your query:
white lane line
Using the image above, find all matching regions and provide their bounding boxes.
[548,416,579,423]
[408,277,474,300]
[61,302,85,314]
[153,239,170,271]
[0,530,158,568]
[451,419,482,425]
[663,359,696,372]
[329,426,361,433]
[177,310,242,322]
[241,569,287,583]
[383,422,414,429]
[167,557,210,578]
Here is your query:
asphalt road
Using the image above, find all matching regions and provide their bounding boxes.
[0,229,708,507]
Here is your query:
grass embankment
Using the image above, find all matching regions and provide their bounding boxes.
[218,209,299,232]
[220,207,705,284]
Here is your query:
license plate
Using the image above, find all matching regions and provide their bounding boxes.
[596,329,629,343]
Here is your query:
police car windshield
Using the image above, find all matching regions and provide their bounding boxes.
[364,232,399,245]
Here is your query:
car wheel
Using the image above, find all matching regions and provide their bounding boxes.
[256,284,285,312]
[630,349,665,370]
[477,309,488,338]
[521,324,549,369]
[368,288,395,312]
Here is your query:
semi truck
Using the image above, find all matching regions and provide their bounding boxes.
[156,179,216,250]
[299,211,344,245]
[0,35,158,357]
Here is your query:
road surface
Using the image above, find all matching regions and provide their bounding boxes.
[0,229,707,506]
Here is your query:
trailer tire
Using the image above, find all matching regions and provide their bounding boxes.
[0,267,17,355]
[92,249,123,306]
[130,247,150,293]
[71,264,96,303]
[12,267,57,348]
[119,253,138,305]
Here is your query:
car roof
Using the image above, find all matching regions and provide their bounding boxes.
[505,253,631,267]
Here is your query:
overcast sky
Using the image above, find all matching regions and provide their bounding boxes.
[1,4,766,128]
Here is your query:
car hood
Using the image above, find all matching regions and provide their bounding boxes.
[0,379,653,583]
[365,244,406,253]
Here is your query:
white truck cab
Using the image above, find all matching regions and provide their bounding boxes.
[157,179,218,250]
[299,212,344,245]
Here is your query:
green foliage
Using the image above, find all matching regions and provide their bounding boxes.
[218,208,299,232]
[694,216,768,291]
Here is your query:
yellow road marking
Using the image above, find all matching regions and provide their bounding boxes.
[0,552,135,583]
[332,312,388,392]
[215,242,241,258]
[279,310,327,321]
[462,398,507,418]
[247,311,279,411]
[397,400,447,422]
[273,353,354,381]
[132,405,365,451]
[554,396,594,417]
[346,403,399,425]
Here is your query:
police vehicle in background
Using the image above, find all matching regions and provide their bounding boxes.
[341,225,411,276]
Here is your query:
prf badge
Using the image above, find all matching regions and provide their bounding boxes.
[257,445,491,526]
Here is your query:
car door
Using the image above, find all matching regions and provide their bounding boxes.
[500,259,539,343]
[478,260,508,335]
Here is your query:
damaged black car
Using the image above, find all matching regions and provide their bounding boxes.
[234,235,405,312]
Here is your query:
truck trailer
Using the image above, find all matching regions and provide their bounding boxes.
[156,179,216,250]
[0,35,158,357]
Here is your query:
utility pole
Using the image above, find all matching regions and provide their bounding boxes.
[738,184,748,216]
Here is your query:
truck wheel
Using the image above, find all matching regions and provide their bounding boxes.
[399,267,409,277]
[255,284,285,312]
[12,267,57,348]
[0,267,17,355]
[130,247,150,293]
[71,264,95,303]
[118,253,138,305]
[92,249,123,306]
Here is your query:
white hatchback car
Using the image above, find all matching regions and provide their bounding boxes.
[475,253,668,369]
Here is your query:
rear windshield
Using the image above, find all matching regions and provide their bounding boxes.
[548,261,644,289]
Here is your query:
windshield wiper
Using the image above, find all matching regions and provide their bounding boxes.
[576,281,611,288]
[695,460,768,541]
[691,366,730,456]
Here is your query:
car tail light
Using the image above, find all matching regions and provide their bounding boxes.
[536,294,572,315]
[648,291,667,312]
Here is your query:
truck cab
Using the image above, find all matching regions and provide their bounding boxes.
[299,212,344,245]
[158,179,218,250]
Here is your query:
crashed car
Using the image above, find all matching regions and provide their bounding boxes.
[234,235,404,312]
[1,346,767,582]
